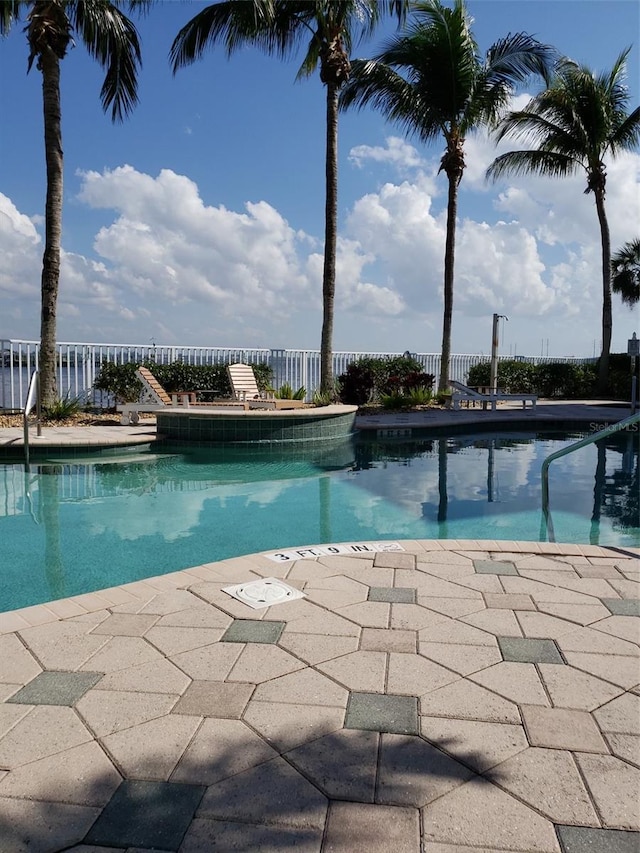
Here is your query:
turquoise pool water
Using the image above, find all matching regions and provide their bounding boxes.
[1,430,638,611]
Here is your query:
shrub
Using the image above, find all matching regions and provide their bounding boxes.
[338,355,427,404]
[94,362,141,403]
[380,391,407,409]
[276,383,306,400]
[534,362,596,398]
[42,394,83,421]
[406,386,432,405]
[94,360,273,403]
[337,361,376,405]
[598,353,635,400]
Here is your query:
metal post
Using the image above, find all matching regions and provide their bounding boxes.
[490,314,509,392]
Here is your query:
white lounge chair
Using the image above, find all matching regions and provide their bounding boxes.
[227,364,306,410]
[449,380,537,412]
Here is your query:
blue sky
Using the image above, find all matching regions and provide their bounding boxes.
[1,0,639,360]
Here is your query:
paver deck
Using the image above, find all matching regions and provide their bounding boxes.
[0,407,638,851]
[0,541,638,853]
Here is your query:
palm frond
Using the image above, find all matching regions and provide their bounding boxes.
[170,1,277,71]
[70,1,143,122]
[492,108,585,161]
[340,57,440,142]
[0,0,23,35]
[486,149,580,182]
[611,237,640,307]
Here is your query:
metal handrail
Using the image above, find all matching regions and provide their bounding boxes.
[23,370,41,470]
[541,411,640,541]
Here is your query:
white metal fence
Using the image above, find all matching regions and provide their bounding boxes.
[1,338,594,409]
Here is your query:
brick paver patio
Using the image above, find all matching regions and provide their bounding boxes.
[0,540,638,852]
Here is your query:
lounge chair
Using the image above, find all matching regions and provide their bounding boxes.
[449,380,537,412]
[117,367,193,424]
[117,366,246,424]
[227,363,306,410]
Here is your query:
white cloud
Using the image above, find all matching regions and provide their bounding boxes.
[349,136,427,174]
[1,140,637,357]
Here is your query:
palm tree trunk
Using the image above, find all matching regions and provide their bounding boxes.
[594,188,612,395]
[321,82,339,395]
[39,44,63,408]
[438,173,458,392]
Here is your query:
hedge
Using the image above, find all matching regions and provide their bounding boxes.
[467,356,633,399]
[94,360,273,403]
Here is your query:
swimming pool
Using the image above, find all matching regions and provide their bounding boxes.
[1,429,638,611]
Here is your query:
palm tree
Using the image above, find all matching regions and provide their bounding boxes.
[170,0,409,394]
[611,238,640,308]
[340,0,553,392]
[0,1,147,407]
[487,50,640,393]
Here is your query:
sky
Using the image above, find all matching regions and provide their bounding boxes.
[0,0,639,361]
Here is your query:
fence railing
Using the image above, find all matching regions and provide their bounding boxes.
[1,338,594,409]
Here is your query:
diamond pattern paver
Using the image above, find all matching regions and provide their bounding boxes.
[172,680,254,718]
[555,825,640,853]
[421,716,528,772]
[345,692,419,735]
[323,802,420,853]
[7,670,102,706]
[498,636,565,664]
[473,559,518,575]
[221,619,285,644]
[171,717,279,785]
[369,587,416,604]
[196,756,328,829]
[85,779,205,850]
[1,543,639,852]
[520,705,609,753]
[286,729,379,802]
[601,599,640,617]
[377,733,474,806]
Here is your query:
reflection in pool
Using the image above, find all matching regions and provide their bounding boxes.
[1,430,638,610]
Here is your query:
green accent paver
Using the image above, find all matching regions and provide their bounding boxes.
[345,692,419,735]
[556,825,640,853]
[498,637,565,664]
[474,559,518,575]
[85,780,205,850]
[220,619,285,644]
[601,598,640,617]
[7,671,102,706]
[368,587,416,604]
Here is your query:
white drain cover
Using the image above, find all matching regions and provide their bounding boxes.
[222,577,305,609]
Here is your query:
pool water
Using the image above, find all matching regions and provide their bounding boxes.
[1,430,638,611]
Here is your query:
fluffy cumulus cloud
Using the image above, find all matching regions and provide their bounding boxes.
[349,136,427,174]
[1,134,638,354]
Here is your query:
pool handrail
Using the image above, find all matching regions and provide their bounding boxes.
[23,370,41,469]
[541,410,640,541]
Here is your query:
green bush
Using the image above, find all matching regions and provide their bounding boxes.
[406,386,432,405]
[380,391,407,410]
[534,362,596,398]
[468,358,600,398]
[338,355,428,405]
[601,353,635,400]
[93,362,141,403]
[467,360,536,393]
